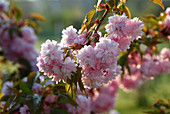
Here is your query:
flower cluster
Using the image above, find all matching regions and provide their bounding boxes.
[117,48,170,91]
[77,38,121,88]
[37,12,144,89]
[105,14,144,50]
[65,80,119,114]
[164,7,170,28]
[37,40,77,82]
[0,24,39,71]
[0,1,9,12]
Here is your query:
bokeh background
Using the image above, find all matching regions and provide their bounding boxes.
[13,0,170,113]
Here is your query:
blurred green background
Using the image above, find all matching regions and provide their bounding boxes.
[13,0,170,113]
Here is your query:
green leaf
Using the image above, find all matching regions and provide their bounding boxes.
[0,95,12,101]
[19,81,32,95]
[12,6,23,20]
[105,0,119,9]
[81,10,98,33]
[150,0,164,10]
[3,95,15,112]
[18,58,32,77]
[118,4,131,18]
[50,108,68,114]
[118,53,129,78]
[65,83,74,98]
[53,84,66,92]
[27,72,40,89]
[58,98,77,106]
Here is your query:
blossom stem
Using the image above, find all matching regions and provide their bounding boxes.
[94,5,110,33]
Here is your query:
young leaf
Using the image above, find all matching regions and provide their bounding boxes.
[50,108,68,114]
[29,13,46,21]
[118,4,131,18]
[81,10,98,33]
[12,6,23,20]
[25,94,42,114]
[27,72,40,89]
[150,0,164,10]
[65,83,75,99]
[105,0,119,9]
[19,81,32,95]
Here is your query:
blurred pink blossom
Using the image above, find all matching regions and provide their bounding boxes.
[0,1,9,12]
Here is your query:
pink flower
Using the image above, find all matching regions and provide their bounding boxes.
[164,15,170,28]
[1,81,13,95]
[165,7,170,15]
[37,40,77,82]
[0,24,38,71]
[19,105,30,114]
[105,14,144,40]
[123,17,144,40]
[21,26,37,44]
[117,72,143,91]
[45,94,58,103]
[91,81,119,113]
[0,1,9,12]
[141,55,161,78]
[105,14,128,38]
[106,34,131,51]
[77,38,120,88]
[66,95,91,114]
[160,48,170,59]
[60,25,79,46]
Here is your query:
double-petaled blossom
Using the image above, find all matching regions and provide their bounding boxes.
[119,48,170,91]
[60,26,86,46]
[105,14,144,51]
[117,53,144,91]
[37,40,77,82]
[164,15,170,28]
[165,7,170,15]
[91,81,119,113]
[66,95,91,114]
[77,38,121,88]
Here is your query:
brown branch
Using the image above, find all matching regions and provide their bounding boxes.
[94,5,110,33]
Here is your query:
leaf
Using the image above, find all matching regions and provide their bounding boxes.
[27,72,40,89]
[50,108,68,114]
[65,83,73,98]
[19,81,32,95]
[0,95,12,101]
[81,10,98,33]
[117,53,129,78]
[53,84,66,92]
[118,4,131,18]
[150,0,164,10]
[18,58,32,77]
[105,0,119,9]
[58,98,77,106]
[29,13,46,21]
[77,68,87,98]
[25,94,42,114]
[3,95,15,112]
[12,6,23,20]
